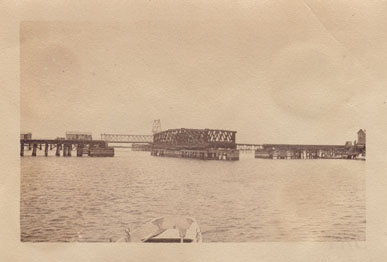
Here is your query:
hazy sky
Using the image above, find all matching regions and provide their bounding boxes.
[20,1,376,144]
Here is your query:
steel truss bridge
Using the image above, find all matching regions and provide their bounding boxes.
[100,133,153,143]
[101,132,263,151]
[153,128,237,149]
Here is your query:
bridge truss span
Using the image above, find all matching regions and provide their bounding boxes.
[100,133,153,143]
[153,128,237,149]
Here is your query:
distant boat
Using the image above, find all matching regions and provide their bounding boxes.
[117,216,202,243]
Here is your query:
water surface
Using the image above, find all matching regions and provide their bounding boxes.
[21,150,365,242]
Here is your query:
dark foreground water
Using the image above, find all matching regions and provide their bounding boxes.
[21,150,365,242]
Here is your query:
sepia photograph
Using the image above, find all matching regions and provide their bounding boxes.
[19,18,368,244]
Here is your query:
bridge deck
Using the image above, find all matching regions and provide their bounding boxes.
[21,139,107,146]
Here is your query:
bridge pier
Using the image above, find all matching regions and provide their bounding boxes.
[56,144,60,156]
[68,144,72,157]
[77,144,83,157]
[20,142,24,156]
[63,144,67,157]
[44,143,48,157]
[32,144,37,156]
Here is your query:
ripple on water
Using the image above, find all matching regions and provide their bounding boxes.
[21,151,365,242]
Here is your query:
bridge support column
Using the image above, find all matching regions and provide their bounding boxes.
[20,143,24,156]
[56,144,60,157]
[32,144,37,156]
[63,144,67,157]
[68,144,72,157]
[77,144,83,157]
[44,143,48,157]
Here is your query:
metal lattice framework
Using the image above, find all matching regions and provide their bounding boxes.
[100,134,153,143]
[152,119,162,134]
[153,128,237,149]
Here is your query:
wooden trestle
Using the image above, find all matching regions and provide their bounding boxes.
[20,139,114,157]
[255,144,366,159]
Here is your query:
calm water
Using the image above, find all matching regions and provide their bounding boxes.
[21,150,365,242]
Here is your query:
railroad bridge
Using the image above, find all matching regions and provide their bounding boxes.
[100,132,261,152]
[20,139,113,157]
[255,143,365,159]
[152,128,239,160]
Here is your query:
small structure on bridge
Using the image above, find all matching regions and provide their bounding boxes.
[151,128,239,161]
[20,133,32,140]
[357,129,366,145]
[66,131,92,141]
[152,119,162,134]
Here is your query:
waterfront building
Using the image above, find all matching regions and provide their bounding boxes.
[20,133,32,140]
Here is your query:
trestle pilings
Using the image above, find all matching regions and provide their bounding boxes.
[44,143,48,157]
[55,144,60,156]
[76,144,84,157]
[20,142,24,156]
[32,144,37,156]
[63,144,68,157]
[20,139,113,157]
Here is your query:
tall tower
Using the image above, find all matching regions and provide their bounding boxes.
[152,119,162,134]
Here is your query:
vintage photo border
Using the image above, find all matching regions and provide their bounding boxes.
[1,1,387,261]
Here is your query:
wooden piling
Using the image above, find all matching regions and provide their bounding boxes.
[56,144,60,157]
[77,144,83,157]
[63,144,67,157]
[32,144,37,156]
[20,143,24,156]
[44,143,48,157]
[68,144,72,157]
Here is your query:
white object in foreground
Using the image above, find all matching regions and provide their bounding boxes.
[118,216,202,243]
